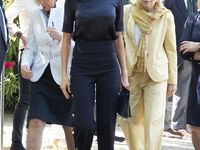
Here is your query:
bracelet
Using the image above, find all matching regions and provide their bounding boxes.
[16,32,23,38]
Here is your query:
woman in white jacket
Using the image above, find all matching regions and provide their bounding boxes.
[21,0,75,149]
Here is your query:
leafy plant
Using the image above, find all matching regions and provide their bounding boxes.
[3,0,20,111]
[4,66,19,111]
[3,0,15,10]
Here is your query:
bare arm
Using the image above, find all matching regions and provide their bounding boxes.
[113,31,129,88]
[60,32,72,99]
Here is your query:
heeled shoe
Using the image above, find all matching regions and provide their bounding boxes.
[10,141,26,150]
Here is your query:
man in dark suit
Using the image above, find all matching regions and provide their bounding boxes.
[0,0,9,74]
[163,0,197,138]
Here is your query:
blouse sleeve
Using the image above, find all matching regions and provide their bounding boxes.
[180,15,195,61]
[62,0,75,33]
[115,0,124,31]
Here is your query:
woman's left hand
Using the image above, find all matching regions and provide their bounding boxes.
[47,27,62,42]
[180,41,199,54]
[120,71,129,89]
[166,84,177,98]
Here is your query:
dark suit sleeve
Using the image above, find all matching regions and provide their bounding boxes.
[180,14,195,61]
[163,0,171,9]
[1,0,9,45]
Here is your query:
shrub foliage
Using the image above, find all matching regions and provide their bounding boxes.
[3,0,20,111]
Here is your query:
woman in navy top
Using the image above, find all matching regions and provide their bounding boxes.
[180,1,200,149]
[60,0,129,150]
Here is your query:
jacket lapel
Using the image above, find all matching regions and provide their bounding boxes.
[39,9,51,42]
[39,9,47,30]
[176,0,188,19]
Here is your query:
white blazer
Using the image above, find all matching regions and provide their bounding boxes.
[21,4,74,85]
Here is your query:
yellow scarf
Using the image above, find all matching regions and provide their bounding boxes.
[131,0,170,72]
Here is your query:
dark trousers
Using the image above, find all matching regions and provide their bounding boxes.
[11,50,31,142]
[71,41,120,150]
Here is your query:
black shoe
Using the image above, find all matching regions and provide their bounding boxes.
[114,136,125,142]
[10,141,25,150]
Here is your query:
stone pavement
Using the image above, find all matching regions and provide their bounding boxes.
[2,112,194,150]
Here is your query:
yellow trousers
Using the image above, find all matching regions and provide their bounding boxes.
[120,72,167,150]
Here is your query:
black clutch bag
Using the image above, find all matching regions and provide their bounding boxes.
[117,86,131,119]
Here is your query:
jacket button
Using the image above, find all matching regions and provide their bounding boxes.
[190,57,192,60]
[198,63,200,65]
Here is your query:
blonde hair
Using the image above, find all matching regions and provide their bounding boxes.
[197,0,200,9]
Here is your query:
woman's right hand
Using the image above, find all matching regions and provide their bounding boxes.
[21,65,33,79]
[60,75,71,99]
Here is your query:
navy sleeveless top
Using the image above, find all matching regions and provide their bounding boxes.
[62,0,124,42]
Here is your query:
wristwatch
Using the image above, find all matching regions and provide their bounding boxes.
[16,32,23,38]
[198,43,200,51]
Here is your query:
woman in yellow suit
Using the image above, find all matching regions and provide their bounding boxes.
[120,0,177,150]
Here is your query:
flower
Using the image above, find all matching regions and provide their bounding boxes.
[5,61,15,69]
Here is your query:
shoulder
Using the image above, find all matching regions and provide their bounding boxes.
[159,10,175,25]
[124,4,132,9]
[31,6,42,16]
[162,10,174,20]
[186,11,200,23]
[25,0,40,7]
[191,11,200,19]
[124,4,132,13]
[29,6,42,21]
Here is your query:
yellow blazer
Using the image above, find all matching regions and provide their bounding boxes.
[123,5,177,84]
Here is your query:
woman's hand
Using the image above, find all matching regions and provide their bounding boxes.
[180,41,199,54]
[60,75,71,99]
[47,27,62,42]
[21,65,33,79]
[120,71,129,89]
[166,84,176,98]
